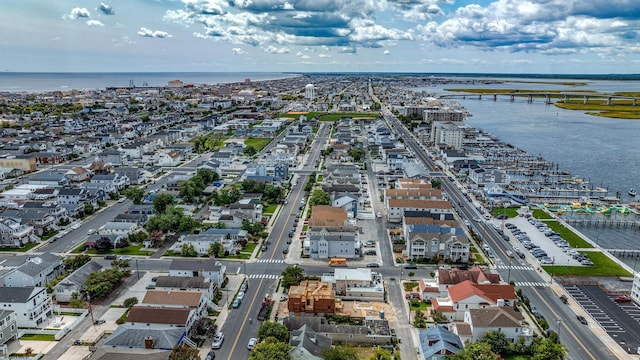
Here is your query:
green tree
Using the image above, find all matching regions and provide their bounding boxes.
[68,292,84,308]
[123,297,138,308]
[532,337,566,360]
[180,243,198,257]
[208,242,223,257]
[258,322,289,343]
[309,189,330,206]
[244,145,258,157]
[197,168,219,183]
[248,337,291,360]
[64,254,91,272]
[281,266,305,289]
[450,342,499,360]
[153,193,175,214]
[123,187,146,204]
[323,345,358,360]
[479,330,513,355]
[83,203,95,215]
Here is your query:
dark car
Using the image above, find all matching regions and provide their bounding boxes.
[103,254,117,260]
[403,264,417,269]
[559,295,568,304]
[283,248,289,254]
[94,319,106,325]
[614,295,632,303]
[205,351,216,360]
[576,315,588,325]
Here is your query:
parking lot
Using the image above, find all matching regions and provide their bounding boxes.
[565,284,640,354]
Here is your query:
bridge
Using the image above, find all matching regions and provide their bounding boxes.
[440,92,640,106]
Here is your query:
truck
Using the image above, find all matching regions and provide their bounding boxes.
[257,295,273,321]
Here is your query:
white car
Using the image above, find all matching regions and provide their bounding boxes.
[247,337,258,350]
[376,212,382,218]
[212,332,224,349]
[117,197,126,203]
[87,228,96,235]
[118,256,132,261]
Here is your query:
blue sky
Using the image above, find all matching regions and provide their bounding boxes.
[2,0,639,73]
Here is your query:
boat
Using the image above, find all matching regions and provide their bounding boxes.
[629,188,637,197]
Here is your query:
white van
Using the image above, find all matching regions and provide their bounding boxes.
[247,337,258,350]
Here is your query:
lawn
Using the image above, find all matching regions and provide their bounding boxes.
[542,250,631,277]
[543,221,593,248]
[85,244,155,256]
[403,281,419,292]
[21,334,56,341]
[263,204,277,215]
[532,208,554,220]
[0,241,40,252]
[409,301,429,311]
[491,207,520,218]
[244,137,272,151]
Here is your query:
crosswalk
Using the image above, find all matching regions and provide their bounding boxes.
[255,259,285,264]
[496,265,534,271]
[514,282,549,288]
[248,274,281,280]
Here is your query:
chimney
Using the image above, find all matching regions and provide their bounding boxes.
[144,336,153,349]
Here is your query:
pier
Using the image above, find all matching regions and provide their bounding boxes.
[440,92,640,105]
[604,249,640,258]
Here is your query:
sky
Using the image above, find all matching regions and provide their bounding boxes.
[1,0,640,73]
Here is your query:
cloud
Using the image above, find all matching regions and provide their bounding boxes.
[138,27,173,38]
[66,7,91,20]
[86,20,105,27]
[416,0,640,57]
[318,53,332,58]
[164,0,414,50]
[113,36,137,47]
[383,49,390,55]
[338,47,357,53]
[232,47,247,54]
[263,45,290,54]
[98,3,115,16]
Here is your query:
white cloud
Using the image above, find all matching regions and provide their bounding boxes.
[318,53,332,58]
[263,45,290,54]
[138,27,173,38]
[383,49,390,55]
[86,20,104,27]
[66,7,91,20]
[98,3,115,16]
[232,47,247,54]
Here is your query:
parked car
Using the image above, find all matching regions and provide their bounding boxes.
[94,319,106,325]
[211,332,224,349]
[240,282,248,292]
[559,295,568,304]
[614,295,632,303]
[576,315,588,325]
[366,263,380,268]
[236,292,245,301]
[232,298,241,308]
[103,254,117,260]
[205,351,216,360]
[247,338,258,350]
[403,264,417,269]
[87,228,96,235]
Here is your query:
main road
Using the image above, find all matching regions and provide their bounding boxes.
[370,84,617,360]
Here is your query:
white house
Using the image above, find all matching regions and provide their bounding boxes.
[169,259,227,286]
[0,287,53,328]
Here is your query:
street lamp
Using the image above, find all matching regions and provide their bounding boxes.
[556,319,562,343]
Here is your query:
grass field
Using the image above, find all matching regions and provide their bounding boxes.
[543,221,593,248]
[491,207,520,218]
[263,204,277,215]
[532,208,554,220]
[244,137,272,151]
[0,241,40,252]
[21,334,56,341]
[85,244,154,256]
[542,251,631,277]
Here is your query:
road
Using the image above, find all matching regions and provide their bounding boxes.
[370,85,617,359]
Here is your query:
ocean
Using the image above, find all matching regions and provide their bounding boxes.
[0,72,299,92]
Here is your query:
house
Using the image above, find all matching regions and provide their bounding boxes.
[114,167,148,185]
[154,276,215,303]
[468,165,509,186]
[282,317,393,346]
[455,306,533,345]
[306,226,359,259]
[168,259,226,286]
[0,218,38,248]
[176,229,248,256]
[3,253,63,287]
[274,163,289,180]
[27,171,69,187]
[102,308,193,350]
[65,167,91,182]
[54,261,103,303]
[157,150,182,167]
[288,280,336,315]
[99,221,141,236]
[419,325,464,360]
[97,148,125,165]
[405,224,469,262]
[0,310,18,347]
[330,193,359,217]
[387,199,453,223]
[85,348,171,360]
[322,268,385,301]
[22,201,69,225]
[228,202,263,223]
[57,188,93,216]
[0,287,53,328]
[432,280,517,321]
[141,290,208,317]
[289,324,332,360]
[419,265,502,301]
[89,173,129,192]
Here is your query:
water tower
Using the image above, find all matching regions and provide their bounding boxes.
[305,83,315,100]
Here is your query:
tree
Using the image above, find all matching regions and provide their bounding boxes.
[309,189,330,206]
[197,168,219,183]
[64,254,91,272]
[479,330,513,355]
[323,345,358,360]
[408,271,415,279]
[281,266,305,289]
[181,243,198,257]
[532,337,566,360]
[208,242,223,258]
[248,337,291,360]
[83,203,95,215]
[153,193,175,214]
[244,145,258,157]
[258,322,289,343]
[94,237,113,251]
[168,344,200,360]
[123,297,138,308]
[450,342,499,360]
[69,292,84,308]
[123,187,146,204]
